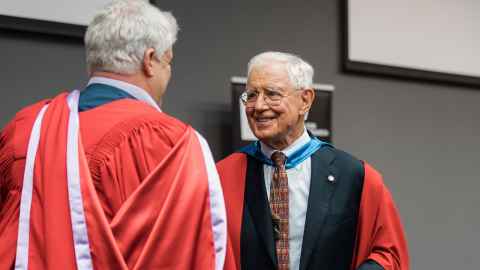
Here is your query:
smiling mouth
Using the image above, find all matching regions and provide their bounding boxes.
[254,117,276,126]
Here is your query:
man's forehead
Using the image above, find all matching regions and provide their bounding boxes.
[251,60,287,74]
[247,62,290,87]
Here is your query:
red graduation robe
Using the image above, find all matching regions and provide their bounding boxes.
[217,152,409,270]
[0,92,223,269]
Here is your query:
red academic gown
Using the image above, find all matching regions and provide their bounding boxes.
[0,92,222,269]
[217,152,409,270]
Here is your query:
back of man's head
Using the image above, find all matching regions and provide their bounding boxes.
[85,0,178,75]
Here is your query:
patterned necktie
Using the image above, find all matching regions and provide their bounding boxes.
[270,151,289,270]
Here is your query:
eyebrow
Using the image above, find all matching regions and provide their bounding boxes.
[246,86,283,91]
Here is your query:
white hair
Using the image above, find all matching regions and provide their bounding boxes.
[247,51,314,90]
[85,0,178,74]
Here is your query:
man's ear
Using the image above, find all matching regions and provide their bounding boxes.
[300,88,315,115]
[143,48,156,77]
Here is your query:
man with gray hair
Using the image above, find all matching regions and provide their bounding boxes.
[0,1,226,269]
[218,51,409,270]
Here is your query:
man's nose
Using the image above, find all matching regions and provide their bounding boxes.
[253,93,269,111]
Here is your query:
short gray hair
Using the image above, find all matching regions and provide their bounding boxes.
[85,0,178,74]
[247,51,314,90]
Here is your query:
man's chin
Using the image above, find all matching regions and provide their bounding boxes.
[252,129,276,142]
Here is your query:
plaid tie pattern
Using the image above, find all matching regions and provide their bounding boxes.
[270,151,289,270]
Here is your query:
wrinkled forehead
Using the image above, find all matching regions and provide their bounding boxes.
[246,62,293,90]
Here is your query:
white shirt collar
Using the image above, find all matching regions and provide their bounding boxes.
[87,76,161,112]
[260,129,311,159]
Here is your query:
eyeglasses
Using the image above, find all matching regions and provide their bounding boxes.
[158,57,172,67]
[154,50,173,67]
[240,88,298,108]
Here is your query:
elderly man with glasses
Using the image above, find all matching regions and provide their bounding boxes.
[218,51,409,270]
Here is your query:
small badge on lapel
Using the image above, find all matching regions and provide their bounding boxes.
[327,175,335,182]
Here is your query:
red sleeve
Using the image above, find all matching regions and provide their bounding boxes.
[0,100,48,207]
[216,153,247,270]
[0,121,15,208]
[0,125,17,270]
[0,99,49,269]
[84,113,188,221]
[352,162,410,270]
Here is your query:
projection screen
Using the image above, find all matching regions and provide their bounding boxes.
[344,0,480,87]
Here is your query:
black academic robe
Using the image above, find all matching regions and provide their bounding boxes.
[217,145,409,270]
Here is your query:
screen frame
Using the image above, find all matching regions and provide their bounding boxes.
[0,0,155,38]
[342,0,480,88]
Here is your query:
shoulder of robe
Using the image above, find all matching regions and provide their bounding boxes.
[362,161,387,194]
[82,99,188,164]
[1,98,51,160]
[216,152,247,172]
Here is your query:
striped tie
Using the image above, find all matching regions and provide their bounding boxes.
[270,151,289,270]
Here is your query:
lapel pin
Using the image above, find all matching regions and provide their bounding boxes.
[327,175,335,182]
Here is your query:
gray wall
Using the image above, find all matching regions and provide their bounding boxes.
[1,0,479,269]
